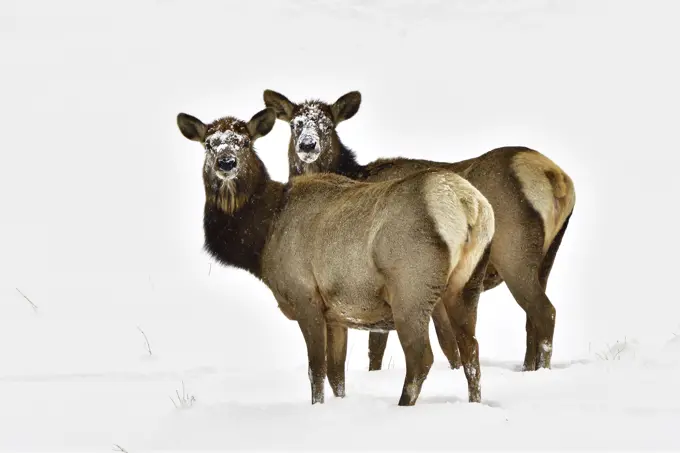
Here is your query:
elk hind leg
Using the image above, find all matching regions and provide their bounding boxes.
[491,213,561,371]
[393,307,434,406]
[431,300,462,369]
[516,214,572,371]
[298,312,327,404]
[444,245,490,403]
[515,213,572,372]
[389,277,440,406]
[539,213,572,290]
[502,266,556,371]
[327,324,347,397]
[368,331,388,371]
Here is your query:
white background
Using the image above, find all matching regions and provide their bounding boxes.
[1,0,679,450]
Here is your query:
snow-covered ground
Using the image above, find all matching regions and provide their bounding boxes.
[2,0,680,450]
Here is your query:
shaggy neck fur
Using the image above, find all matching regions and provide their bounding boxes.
[202,158,286,280]
[334,135,366,179]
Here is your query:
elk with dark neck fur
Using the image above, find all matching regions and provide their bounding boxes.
[177,107,495,405]
[264,89,576,372]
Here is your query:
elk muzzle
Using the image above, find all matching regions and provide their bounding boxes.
[214,156,238,180]
[296,135,321,163]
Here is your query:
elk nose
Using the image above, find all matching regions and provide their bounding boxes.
[217,156,237,172]
[299,137,317,152]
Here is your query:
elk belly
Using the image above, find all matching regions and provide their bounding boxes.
[322,294,395,332]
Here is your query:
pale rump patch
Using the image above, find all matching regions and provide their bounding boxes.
[511,152,576,251]
[423,172,495,293]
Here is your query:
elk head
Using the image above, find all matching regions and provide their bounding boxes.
[177,108,276,213]
[263,90,361,166]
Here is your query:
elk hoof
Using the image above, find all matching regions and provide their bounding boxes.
[522,362,537,372]
[332,383,346,398]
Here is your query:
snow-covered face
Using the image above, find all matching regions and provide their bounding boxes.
[203,126,250,182]
[263,90,361,174]
[290,103,334,164]
[177,109,275,214]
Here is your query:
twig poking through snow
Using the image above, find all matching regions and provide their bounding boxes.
[208,262,212,276]
[137,326,152,356]
[112,444,129,453]
[170,381,195,409]
[15,288,38,312]
[595,338,628,361]
[346,342,355,372]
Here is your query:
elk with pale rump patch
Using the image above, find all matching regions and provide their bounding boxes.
[176,107,494,405]
[264,90,576,372]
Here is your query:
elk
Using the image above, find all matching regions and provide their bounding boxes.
[263,90,576,372]
[176,107,494,405]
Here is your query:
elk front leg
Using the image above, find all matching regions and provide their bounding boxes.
[326,324,347,398]
[368,331,388,371]
[298,312,327,405]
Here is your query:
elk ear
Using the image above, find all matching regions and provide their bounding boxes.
[177,113,207,142]
[247,108,276,140]
[331,91,361,124]
[263,89,296,121]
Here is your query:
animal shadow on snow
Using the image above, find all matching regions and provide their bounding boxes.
[362,393,502,409]
[420,395,502,408]
[480,357,591,372]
